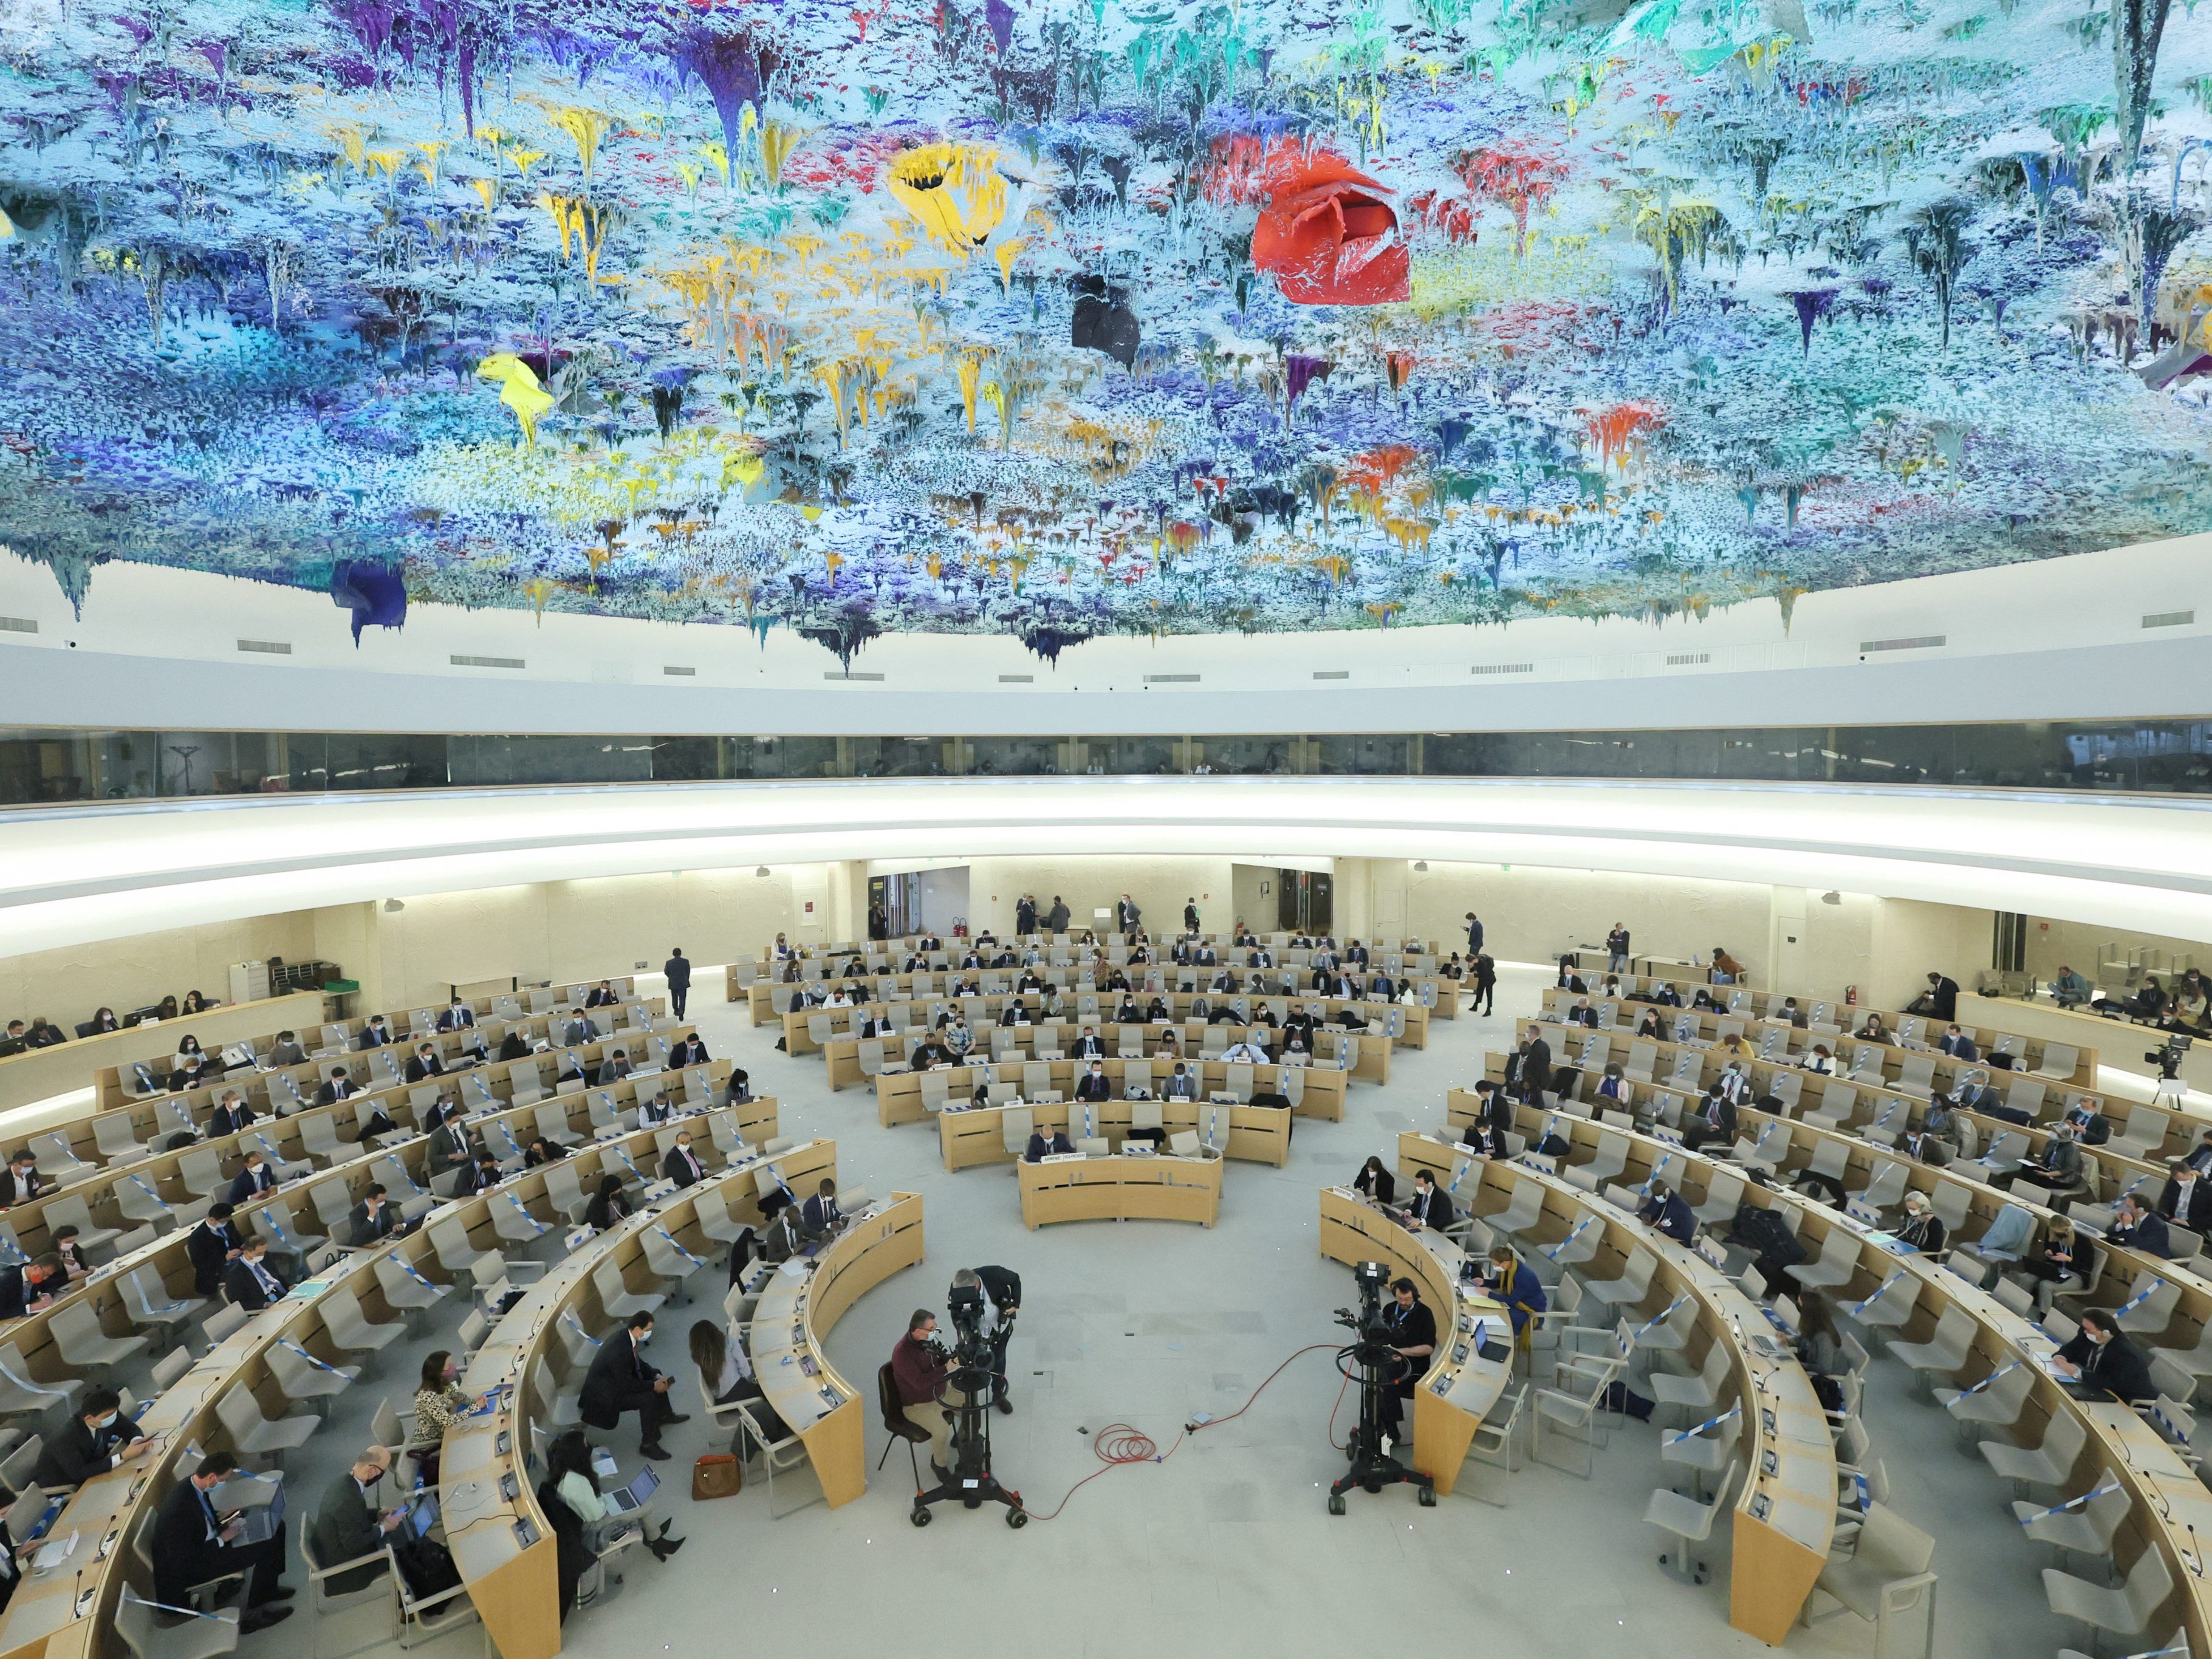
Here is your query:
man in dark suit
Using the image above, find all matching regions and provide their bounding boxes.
[662,1131,707,1189]
[2159,1160,2212,1231]
[155,1451,293,1629]
[2064,1098,2112,1146]
[2052,1308,2154,1403]
[1516,1031,1553,1107]
[0,1152,44,1206]
[187,1205,244,1295]
[664,949,692,1019]
[356,1016,391,1051]
[226,1151,280,1206]
[1682,1085,1738,1153]
[312,1446,400,1594]
[1116,894,1141,936]
[1639,1180,1697,1244]
[1937,1024,1979,1061]
[427,1120,474,1195]
[403,1044,445,1084]
[209,1090,256,1137]
[580,1310,685,1460]
[799,1178,842,1240]
[583,982,618,1008]
[1072,1061,1113,1104]
[36,1386,152,1488]
[1402,1169,1453,1234]
[0,1255,63,1320]
[1162,1063,1199,1101]
[2108,1193,2176,1259]
[1073,1028,1106,1059]
[436,998,476,1033]
[314,1066,358,1107]
[1567,999,1598,1028]
[1024,1126,1076,1162]
[349,1185,398,1247]
[1922,972,1960,1022]
[224,1237,289,1311]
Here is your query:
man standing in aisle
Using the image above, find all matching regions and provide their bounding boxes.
[1046,895,1070,934]
[1016,894,1038,936]
[1606,923,1631,973]
[1117,893,1142,937]
[1471,953,1497,1016]
[663,948,691,1019]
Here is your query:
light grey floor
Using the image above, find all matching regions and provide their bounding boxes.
[202,964,2071,1659]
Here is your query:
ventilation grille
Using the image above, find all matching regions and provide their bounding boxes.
[824,671,885,681]
[998,673,1034,683]
[1144,674,1200,684]
[1665,652,1711,667]
[662,665,696,677]
[1858,635,1946,654]
[1471,662,1534,676]
[1312,669,1349,680]
[451,654,526,669]
[0,617,36,635]
[2143,610,2196,630]
[236,639,291,655]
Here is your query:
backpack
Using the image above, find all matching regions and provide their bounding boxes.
[1537,1133,1571,1157]
[1726,1205,1806,1268]
[392,1533,462,1603]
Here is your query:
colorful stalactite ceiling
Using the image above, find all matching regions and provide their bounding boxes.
[1,0,2209,660]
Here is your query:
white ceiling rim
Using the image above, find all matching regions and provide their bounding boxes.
[1,778,2208,956]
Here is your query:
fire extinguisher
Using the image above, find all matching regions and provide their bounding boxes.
[1844,983,1858,1005]
[952,917,968,938]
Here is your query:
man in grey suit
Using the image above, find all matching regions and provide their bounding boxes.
[427,1120,474,1196]
[313,1446,400,1593]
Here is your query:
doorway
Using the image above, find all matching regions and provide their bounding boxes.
[1276,869,1334,933]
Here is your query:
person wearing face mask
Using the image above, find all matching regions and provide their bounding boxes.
[34,1387,152,1489]
[2159,1158,2212,1231]
[662,1130,707,1188]
[154,1451,293,1630]
[1892,1191,1946,1254]
[581,1311,687,1460]
[2107,1192,2174,1259]
[312,1445,405,1595]
[411,1349,487,1482]
[2051,1307,2154,1403]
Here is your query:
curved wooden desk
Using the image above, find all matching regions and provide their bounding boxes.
[880,1057,1343,1131]
[447,1135,839,1659]
[937,1096,1291,1171]
[1317,1186,1512,1497]
[1451,1099,2212,1654]
[1018,1154,1221,1227]
[0,989,329,1115]
[748,1193,927,1508]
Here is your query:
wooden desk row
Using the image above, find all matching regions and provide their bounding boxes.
[752,932,1437,965]
[91,982,654,1111]
[1389,1135,1837,1641]
[877,1058,1345,1130]
[1568,949,1720,985]
[1551,976,2099,1089]
[1513,1018,2171,1212]
[821,1019,1386,1092]
[1959,990,2211,1097]
[1315,1188,1512,1500]
[0,990,332,1117]
[1448,1100,2210,1655]
[0,1109,753,1659]
[738,962,1453,1024]
[936,1096,1293,1171]
[3,1036,711,1259]
[1539,988,2098,1096]
[1018,1155,1222,1226]
[448,1138,859,1659]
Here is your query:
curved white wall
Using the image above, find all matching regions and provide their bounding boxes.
[4,777,2209,958]
[3,533,2208,734]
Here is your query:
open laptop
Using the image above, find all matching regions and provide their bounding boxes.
[230,1477,287,1546]
[606,1466,660,1513]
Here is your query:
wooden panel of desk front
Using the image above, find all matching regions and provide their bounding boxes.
[938,1099,1290,1171]
[1017,1155,1221,1227]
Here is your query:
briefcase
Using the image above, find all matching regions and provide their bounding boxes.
[692,1453,742,1500]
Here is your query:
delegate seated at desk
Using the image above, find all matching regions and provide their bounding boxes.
[663,1132,708,1188]
[33,1387,152,1489]
[1075,1062,1112,1102]
[349,1184,399,1247]
[1352,1157,1395,1205]
[312,1446,404,1596]
[1638,1180,1697,1244]
[224,1237,290,1311]
[799,1178,844,1240]
[2051,1308,2155,1403]
[1399,1169,1453,1234]
[156,1451,294,1631]
[1026,1127,1076,1162]
[0,1256,64,1319]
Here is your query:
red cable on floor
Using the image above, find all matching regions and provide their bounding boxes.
[1012,1342,1343,1521]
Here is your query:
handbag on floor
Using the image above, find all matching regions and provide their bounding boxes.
[692,1454,742,1500]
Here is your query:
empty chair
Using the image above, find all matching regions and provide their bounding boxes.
[1000,1106,1035,1157]
[1486,1182,1549,1243]
[1803,1502,1938,1659]
[112,1170,179,1233]
[320,1284,403,1363]
[268,1334,360,1411]
[1787,1227,1863,1295]
[592,1258,663,1322]
[428,1217,501,1291]
[375,1254,450,1323]
[1564,1133,1628,1194]
[544,1161,591,1223]
[535,1102,585,1149]
[1888,1305,1976,1389]
[2033,1042,2081,1083]
[123,1268,207,1344]
[1935,1359,2034,1443]
[1646,1457,1741,1585]
[2012,1479,2131,1567]
[1581,1247,1657,1315]
[2043,1543,2173,1647]
[1649,1341,1732,1423]
[115,1586,242,1659]
[1981,1403,2087,1491]
[1850,1271,1922,1342]
[213,1380,317,1462]
[1691,1168,1746,1227]
[50,1299,149,1375]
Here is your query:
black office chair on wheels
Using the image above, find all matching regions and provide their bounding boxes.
[876,1361,930,1485]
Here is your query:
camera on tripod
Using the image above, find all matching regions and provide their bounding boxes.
[911,1274,1026,1528]
[1333,1260,1393,1343]
[2146,1035,2191,1079]
[1327,1261,1435,1516]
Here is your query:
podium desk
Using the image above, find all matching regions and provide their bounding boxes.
[1018,1154,1221,1227]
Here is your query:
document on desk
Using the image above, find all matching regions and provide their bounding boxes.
[777,1259,811,1281]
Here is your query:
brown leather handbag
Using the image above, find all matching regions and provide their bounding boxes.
[691,1452,742,1500]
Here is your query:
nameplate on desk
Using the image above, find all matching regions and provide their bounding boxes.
[1041,1152,1084,1164]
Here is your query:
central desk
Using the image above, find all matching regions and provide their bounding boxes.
[1017,1154,1222,1227]
[938,1097,1291,1170]
[750,1193,927,1507]
[1317,1186,1512,1497]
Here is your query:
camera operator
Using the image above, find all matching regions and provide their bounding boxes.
[892,1309,961,1479]
[957,1266,1023,1415]
[1380,1278,1435,1448]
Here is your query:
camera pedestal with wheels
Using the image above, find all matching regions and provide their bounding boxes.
[912,1279,1026,1528]
[1328,1260,1437,1514]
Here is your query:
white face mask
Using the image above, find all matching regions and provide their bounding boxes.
[95,1413,118,1429]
